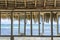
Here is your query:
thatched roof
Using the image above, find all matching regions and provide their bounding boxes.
[44,13,57,23]
[1,12,59,23]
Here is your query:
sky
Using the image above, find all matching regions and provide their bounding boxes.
[1,18,58,24]
[1,18,38,24]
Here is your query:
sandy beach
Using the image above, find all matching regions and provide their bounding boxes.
[0,37,60,40]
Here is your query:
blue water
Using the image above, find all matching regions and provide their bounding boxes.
[1,24,60,36]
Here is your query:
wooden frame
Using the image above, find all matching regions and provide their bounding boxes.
[0,11,60,40]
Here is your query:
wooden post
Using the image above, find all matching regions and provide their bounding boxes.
[57,13,59,35]
[24,0,26,7]
[24,12,26,36]
[5,0,7,8]
[11,10,14,40]
[42,14,44,35]
[35,0,37,7]
[51,12,53,40]
[38,12,40,35]
[31,12,32,36]
[7,0,8,8]
[0,12,1,35]
[54,0,56,7]
[44,0,46,8]
[15,0,16,8]
[18,13,20,35]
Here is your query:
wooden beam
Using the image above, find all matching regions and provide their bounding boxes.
[57,13,58,35]
[11,10,14,40]
[1,9,60,12]
[51,12,53,40]
[5,0,7,7]
[35,0,37,7]
[0,12,1,36]
[31,12,32,36]
[15,0,16,8]
[38,12,40,35]
[44,0,46,7]
[54,0,56,7]
[42,14,44,35]
[24,0,26,7]
[24,12,26,36]
[57,13,59,35]
[18,13,20,35]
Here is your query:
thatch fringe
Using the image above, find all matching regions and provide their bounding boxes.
[1,13,57,23]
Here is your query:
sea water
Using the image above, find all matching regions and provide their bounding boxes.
[1,24,60,36]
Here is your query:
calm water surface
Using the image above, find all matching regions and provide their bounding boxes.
[1,24,60,36]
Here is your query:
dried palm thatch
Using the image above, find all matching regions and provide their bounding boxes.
[1,12,57,23]
[1,13,11,19]
[44,13,57,23]
[44,13,50,23]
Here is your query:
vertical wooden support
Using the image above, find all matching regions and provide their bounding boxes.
[42,14,44,35]
[24,12,26,36]
[6,0,8,8]
[44,0,46,8]
[57,13,59,35]
[7,0,8,8]
[24,0,26,7]
[23,12,26,39]
[18,13,20,35]
[0,12,1,36]
[31,12,32,36]
[11,11,14,40]
[15,0,16,8]
[54,0,56,7]
[35,0,37,7]
[38,12,40,35]
[14,0,15,8]
[5,0,7,8]
[51,12,53,40]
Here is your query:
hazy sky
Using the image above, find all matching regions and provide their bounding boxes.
[1,18,38,24]
[1,18,57,24]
